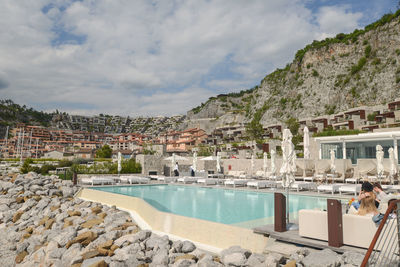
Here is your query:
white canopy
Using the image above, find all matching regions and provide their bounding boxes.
[193,152,197,172]
[263,152,268,175]
[330,149,336,173]
[389,147,397,183]
[117,151,122,173]
[376,145,384,179]
[216,152,221,173]
[251,154,255,176]
[280,129,296,188]
[303,126,310,159]
[270,149,276,174]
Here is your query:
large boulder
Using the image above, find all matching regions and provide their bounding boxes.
[302,249,342,267]
[181,240,196,253]
[342,251,364,266]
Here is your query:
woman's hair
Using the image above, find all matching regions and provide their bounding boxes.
[358,193,378,216]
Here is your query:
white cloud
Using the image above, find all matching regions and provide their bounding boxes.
[316,5,363,38]
[0,0,365,116]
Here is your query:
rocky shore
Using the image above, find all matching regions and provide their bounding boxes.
[0,172,365,267]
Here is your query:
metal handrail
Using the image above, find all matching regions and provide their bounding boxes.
[361,199,400,266]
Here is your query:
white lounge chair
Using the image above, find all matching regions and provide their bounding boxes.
[133,177,150,184]
[81,177,114,186]
[317,183,343,195]
[177,176,199,184]
[382,185,400,192]
[345,178,358,184]
[197,178,218,185]
[149,175,164,180]
[247,180,272,189]
[303,176,315,182]
[291,182,316,192]
[120,176,136,184]
[157,176,177,183]
[339,184,361,196]
[224,179,249,188]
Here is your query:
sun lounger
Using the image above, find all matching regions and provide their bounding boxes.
[382,185,400,192]
[269,175,281,181]
[345,178,358,183]
[290,182,316,192]
[157,176,177,183]
[197,178,218,185]
[339,184,361,196]
[149,175,164,180]
[120,176,136,184]
[317,184,343,195]
[81,177,114,186]
[133,177,150,184]
[120,176,150,184]
[246,180,274,189]
[224,179,249,187]
[177,176,199,184]
[303,176,314,182]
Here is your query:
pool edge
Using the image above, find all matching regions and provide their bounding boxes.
[77,188,268,254]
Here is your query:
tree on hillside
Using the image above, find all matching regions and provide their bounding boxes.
[246,119,264,141]
[96,145,112,158]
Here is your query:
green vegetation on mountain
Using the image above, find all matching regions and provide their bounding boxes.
[0,99,53,128]
[187,8,400,135]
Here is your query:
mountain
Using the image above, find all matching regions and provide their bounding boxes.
[0,99,54,137]
[186,10,400,133]
[0,99,185,137]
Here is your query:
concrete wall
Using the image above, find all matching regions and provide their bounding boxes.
[78,188,268,253]
[136,154,164,175]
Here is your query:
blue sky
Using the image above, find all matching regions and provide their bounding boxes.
[0,0,397,116]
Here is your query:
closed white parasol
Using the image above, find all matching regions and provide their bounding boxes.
[389,147,397,183]
[270,149,276,175]
[303,126,310,159]
[376,145,384,181]
[330,149,336,174]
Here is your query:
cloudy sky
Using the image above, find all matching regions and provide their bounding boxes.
[0,0,397,116]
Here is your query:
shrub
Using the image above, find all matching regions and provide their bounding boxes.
[312,69,319,77]
[20,158,34,174]
[367,112,377,121]
[351,57,367,74]
[365,45,372,58]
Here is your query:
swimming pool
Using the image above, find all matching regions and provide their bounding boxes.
[94,185,328,228]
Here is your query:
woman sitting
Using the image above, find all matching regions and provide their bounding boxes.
[357,192,378,216]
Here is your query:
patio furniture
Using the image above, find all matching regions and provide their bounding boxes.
[339,184,361,196]
[197,178,218,185]
[345,177,358,183]
[157,176,177,183]
[224,179,250,188]
[290,181,317,192]
[247,180,275,189]
[81,177,114,186]
[303,175,315,182]
[177,176,199,184]
[299,209,397,249]
[317,183,343,195]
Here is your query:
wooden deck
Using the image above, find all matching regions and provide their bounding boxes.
[253,224,367,254]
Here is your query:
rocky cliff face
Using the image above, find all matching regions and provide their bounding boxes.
[186,12,400,128]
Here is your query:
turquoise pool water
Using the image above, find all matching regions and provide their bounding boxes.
[94,185,328,228]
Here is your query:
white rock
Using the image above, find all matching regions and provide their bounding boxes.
[223,252,247,266]
[181,240,196,253]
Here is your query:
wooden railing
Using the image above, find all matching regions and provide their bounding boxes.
[361,199,400,266]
